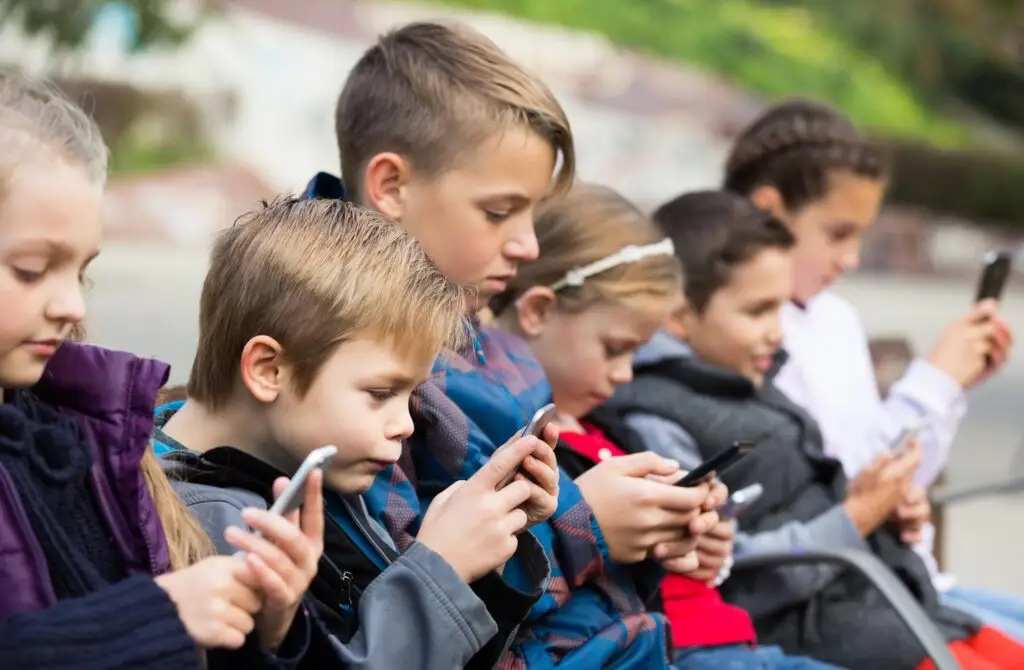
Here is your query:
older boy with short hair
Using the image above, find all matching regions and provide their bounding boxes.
[307,21,719,668]
[155,197,554,669]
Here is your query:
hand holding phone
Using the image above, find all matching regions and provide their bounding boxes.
[975,251,1013,304]
[497,403,557,489]
[677,442,755,487]
[267,445,337,517]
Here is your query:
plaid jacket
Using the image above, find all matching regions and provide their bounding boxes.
[362,323,672,669]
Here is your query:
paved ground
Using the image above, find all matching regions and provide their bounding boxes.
[87,245,1024,595]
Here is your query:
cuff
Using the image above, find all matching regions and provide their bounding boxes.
[890,358,966,418]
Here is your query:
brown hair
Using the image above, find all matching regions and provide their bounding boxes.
[654,190,795,312]
[187,197,465,409]
[495,183,681,316]
[724,99,889,212]
[0,68,213,569]
[335,21,574,203]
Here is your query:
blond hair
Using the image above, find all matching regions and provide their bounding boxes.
[187,197,465,408]
[497,184,682,316]
[0,69,213,569]
[335,21,574,203]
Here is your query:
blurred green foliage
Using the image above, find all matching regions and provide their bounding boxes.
[427,0,969,146]
[0,0,208,53]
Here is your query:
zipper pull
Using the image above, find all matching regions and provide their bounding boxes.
[340,571,354,605]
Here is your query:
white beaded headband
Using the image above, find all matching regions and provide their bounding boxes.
[549,238,676,292]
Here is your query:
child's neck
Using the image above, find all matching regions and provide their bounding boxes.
[161,399,296,474]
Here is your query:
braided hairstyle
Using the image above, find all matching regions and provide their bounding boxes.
[724,99,889,211]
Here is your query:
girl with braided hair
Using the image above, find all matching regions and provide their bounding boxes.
[725,99,1024,642]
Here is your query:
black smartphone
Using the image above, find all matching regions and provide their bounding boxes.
[676,441,755,487]
[975,251,1013,303]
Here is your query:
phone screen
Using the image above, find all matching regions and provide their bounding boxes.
[677,441,755,487]
[976,251,1013,303]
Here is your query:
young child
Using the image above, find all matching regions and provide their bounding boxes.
[604,189,1024,669]
[493,182,842,670]
[153,197,554,670]
[307,21,720,669]
[0,70,334,668]
[723,99,1024,640]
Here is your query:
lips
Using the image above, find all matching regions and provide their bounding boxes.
[23,340,61,357]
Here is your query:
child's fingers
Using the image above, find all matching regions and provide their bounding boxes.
[272,477,301,526]
[301,469,325,550]
[227,523,301,587]
[540,423,560,449]
[245,552,296,610]
[520,455,558,495]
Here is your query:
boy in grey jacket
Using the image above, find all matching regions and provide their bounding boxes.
[155,197,555,669]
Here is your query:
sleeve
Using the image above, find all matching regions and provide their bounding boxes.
[624,412,704,470]
[0,575,200,669]
[732,505,868,605]
[284,542,503,670]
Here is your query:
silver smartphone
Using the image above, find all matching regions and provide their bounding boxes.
[720,483,764,520]
[524,403,557,439]
[267,445,337,517]
[890,421,924,456]
[497,404,557,488]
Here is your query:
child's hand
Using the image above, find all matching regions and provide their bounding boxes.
[686,518,736,583]
[576,453,713,564]
[224,470,325,651]
[890,483,931,544]
[506,424,560,527]
[845,443,921,536]
[155,556,261,649]
[417,439,540,583]
[927,300,1006,388]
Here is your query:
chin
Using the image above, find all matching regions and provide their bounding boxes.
[324,470,378,495]
[0,364,46,391]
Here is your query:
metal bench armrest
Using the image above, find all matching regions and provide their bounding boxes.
[732,548,959,670]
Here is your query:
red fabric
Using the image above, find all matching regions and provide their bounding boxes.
[559,424,757,649]
[916,627,1024,670]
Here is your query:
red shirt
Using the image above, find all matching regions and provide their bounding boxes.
[560,423,757,649]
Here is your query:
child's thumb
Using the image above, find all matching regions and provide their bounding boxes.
[613,451,679,478]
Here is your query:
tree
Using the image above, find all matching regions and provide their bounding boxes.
[0,0,210,54]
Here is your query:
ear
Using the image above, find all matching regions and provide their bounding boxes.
[749,185,788,221]
[515,286,558,338]
[239,335,287,404]
[363,152,411,221]
[663,299,697,341]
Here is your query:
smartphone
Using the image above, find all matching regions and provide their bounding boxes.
[890,421,924,456]
[524,403,557,439]
[975,251,1013,303]
[720,483,764,520]
[677,441,755,487]
[267,445,337,517]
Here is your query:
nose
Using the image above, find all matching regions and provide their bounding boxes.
[504,213,539,263]
[766,312,784,348]
[387,405,416,442]
[45,276,86,329]
[839,240,862,272]
[609,356,633,386]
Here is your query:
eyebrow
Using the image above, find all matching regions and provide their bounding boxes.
[10,238,100,260]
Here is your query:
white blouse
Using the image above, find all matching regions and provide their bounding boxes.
[774,291,965,590]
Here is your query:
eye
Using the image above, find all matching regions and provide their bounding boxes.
[484,209,511,224]
[367,388,398,402]
[12,267,44,284]
[603,342,633,358]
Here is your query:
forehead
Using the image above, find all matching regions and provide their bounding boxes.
[570,301,670,340]
[720,248,794,299]
[440,125,556,200]
[809,171,885,227]
[0,160,103,250]
[320,336,433,381]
